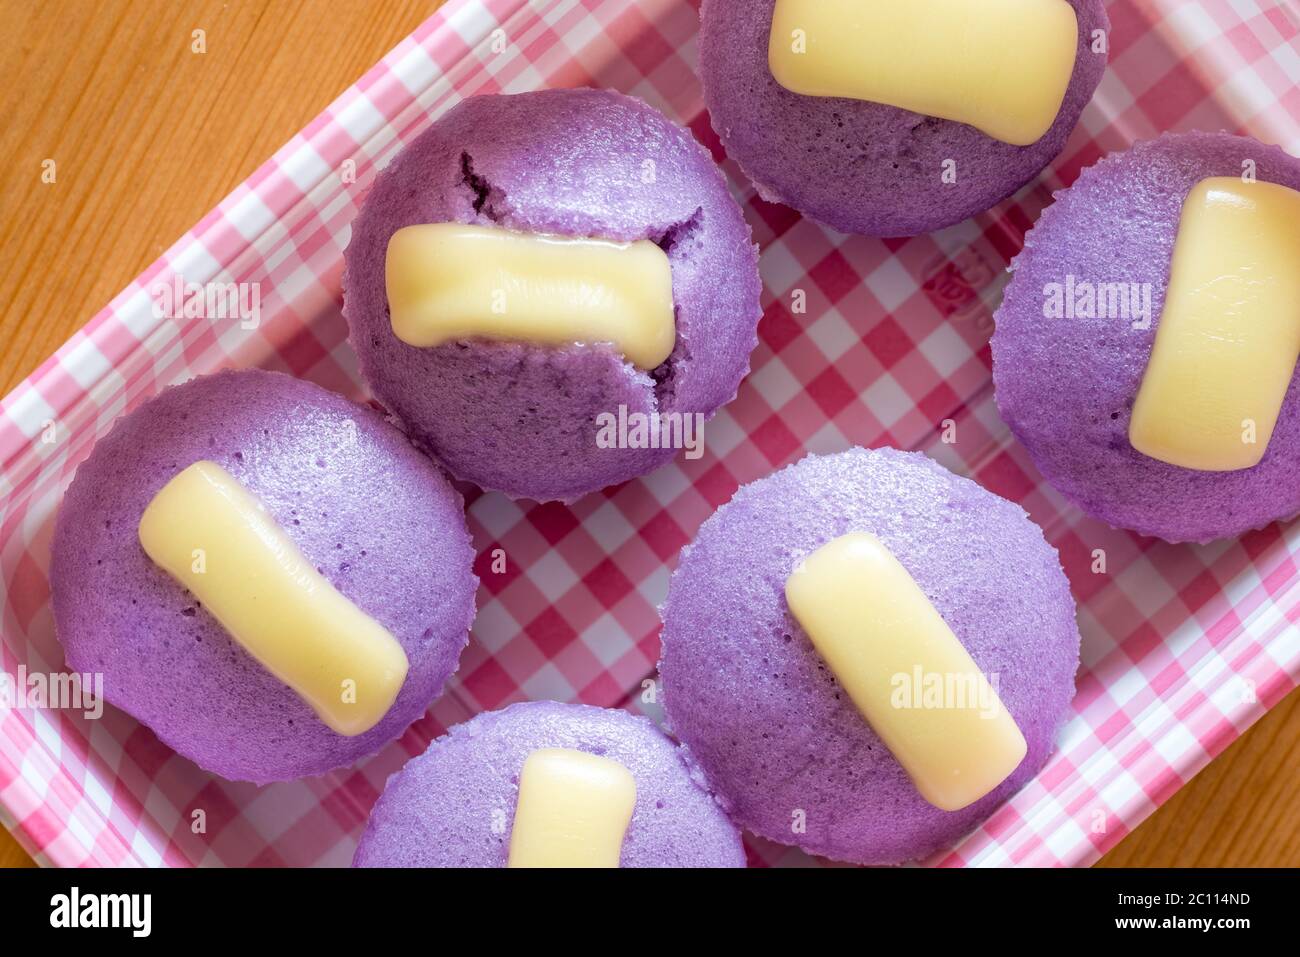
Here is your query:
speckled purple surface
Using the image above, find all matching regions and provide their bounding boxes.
[352,700,746,867]
[698,0,1109,237]
[50,369,478,784]
[658,448,1080,865]
[992,132,1300,543]
[343,88,762,503]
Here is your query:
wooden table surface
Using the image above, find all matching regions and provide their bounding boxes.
[1,0,1296,869]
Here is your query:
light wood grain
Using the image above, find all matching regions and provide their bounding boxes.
[1,0,1297,869]
[0,0,439,396]
[1097,689,1300,867]
[0,833,36,868]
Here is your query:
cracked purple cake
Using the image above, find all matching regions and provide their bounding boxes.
[50,369,478,783]
[658,448,1081,865]
[993,132,1300,543]
[353,701,747,868]
[699,0,1109,237]
[343,88,762,503]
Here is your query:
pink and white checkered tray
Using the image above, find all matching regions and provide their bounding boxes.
[2,0,1298,868]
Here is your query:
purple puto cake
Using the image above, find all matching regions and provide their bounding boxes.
[343,88,762,503]
[993,132,1300,543]
[353,701,747,867]
[50,369,478,784]
[699,0,1109,237]
[658,448,1081,865]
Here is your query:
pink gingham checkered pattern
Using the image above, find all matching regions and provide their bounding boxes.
[1,0,1297,868]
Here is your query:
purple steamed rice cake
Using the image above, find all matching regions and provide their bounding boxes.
[658,448,1080,865]
[698,0,1109,237]
[343,88,763,503]
[352,701,747,867]
[992,132,1300,543]
[50,369,478,784]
